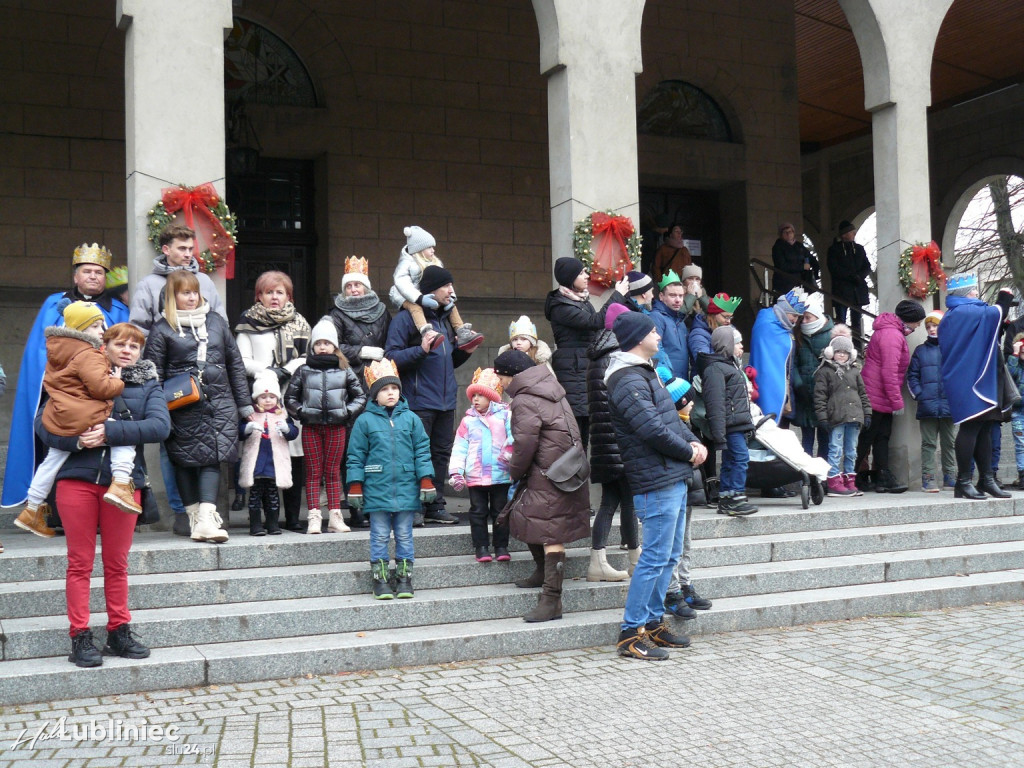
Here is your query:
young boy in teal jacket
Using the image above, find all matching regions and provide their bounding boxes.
[347,358,435,599]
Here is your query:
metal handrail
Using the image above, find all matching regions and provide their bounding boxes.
[749,257,877,342]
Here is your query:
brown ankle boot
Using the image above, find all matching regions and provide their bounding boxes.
[515,543,546,588]
[103,480,142,514]
[14,503,56,538]
[523,551,565,622]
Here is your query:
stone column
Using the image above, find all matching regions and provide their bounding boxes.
[533,0,645,293]
[116,0,234,301]
[840,0,954,486]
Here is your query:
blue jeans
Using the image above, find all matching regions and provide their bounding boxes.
[828,423,860,476]
[1012,413,1024,472]
[159,443,186,514]
[369,509,415,563]
[621,480,687,631]
[719,432,749,496]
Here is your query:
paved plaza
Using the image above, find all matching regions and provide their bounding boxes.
[0,602,1022,767]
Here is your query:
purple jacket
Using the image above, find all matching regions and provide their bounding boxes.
[861,312,911,413]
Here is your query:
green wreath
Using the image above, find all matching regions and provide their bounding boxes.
[146,194,238,275]
[572,209,642,287]
[897,241,945,299]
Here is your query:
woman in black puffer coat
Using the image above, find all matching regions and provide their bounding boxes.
[327,261,392,388]
[585,304,640,581]
[144,271,251,543]
[544,257,628,449]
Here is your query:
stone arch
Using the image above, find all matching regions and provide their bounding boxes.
[937,157,1024,266]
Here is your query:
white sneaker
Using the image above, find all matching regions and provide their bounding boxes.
[327,509,350,533]
[307,509,322,535]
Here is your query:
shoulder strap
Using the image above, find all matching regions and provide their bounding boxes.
[113,395,132,421]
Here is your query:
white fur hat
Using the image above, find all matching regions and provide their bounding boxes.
[252,369,281,400]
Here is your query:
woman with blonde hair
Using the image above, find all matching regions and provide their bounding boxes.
[144,270,251,543]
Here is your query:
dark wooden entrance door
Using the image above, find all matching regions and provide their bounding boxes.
[639,187,721,289]
[226,158,318,323]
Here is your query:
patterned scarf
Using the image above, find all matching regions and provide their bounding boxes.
[558,285,590,302]
[235,301,311,366]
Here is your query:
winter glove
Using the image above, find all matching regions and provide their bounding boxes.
[271,366,290,384]
[420,478,437,503]
[864,415,872,430]
[347,483,363,510]
[275,421,289,437]
[996,288,1018,317]
[497,444,513,468]
[238,405,255,420]
[416,293,440,310]
[449,474,467,492]
[359,346,385,362]
[244,421,260,435]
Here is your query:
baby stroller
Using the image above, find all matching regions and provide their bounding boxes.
[745,409,827,509]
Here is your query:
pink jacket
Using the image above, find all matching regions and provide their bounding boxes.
[861,312,911,413]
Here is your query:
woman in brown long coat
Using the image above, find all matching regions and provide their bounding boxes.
[494,349,591,623]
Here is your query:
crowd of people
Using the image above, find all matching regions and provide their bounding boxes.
[2,217,1019,668]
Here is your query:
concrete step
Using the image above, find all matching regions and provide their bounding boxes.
[2,569,1021,707]
[1,579,631,661]
[691,515,1024,567]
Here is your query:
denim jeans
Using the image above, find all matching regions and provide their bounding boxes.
[828,423,860,476]
[159,442,186,515]
[621,480,687,631]
[719,431,749,496]
[1012,413,1024,472]
[369,509,415,563]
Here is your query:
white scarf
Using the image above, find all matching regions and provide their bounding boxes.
[558,285,590,302]
[173,301,210,362]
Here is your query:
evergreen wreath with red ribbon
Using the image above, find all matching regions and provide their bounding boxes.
[572,210,642,288]
[147,183,238,278]
[898,240,946,299]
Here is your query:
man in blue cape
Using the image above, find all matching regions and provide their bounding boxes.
[2,243,129,516]
[749,287,808,425]
[938,272,1015,500]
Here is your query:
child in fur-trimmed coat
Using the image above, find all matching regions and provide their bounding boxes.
[239,370,298,536]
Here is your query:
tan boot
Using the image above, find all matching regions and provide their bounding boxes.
[184,503,200,536]
[627,547,641,576]
[192,503,229,543]
[103,479,142,515]
[586,548,628,582]
[327,509,350,533]
[306,509,322,535]
[14,503,56,538]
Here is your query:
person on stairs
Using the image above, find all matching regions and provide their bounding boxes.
[449,368,513,563]
[284,319,367,535]
[347,358,435,600]
[605,311,708,660]
[906,310,956,492]
[239,371,299,536]
[493,349,591,623]
[814,335,871,497]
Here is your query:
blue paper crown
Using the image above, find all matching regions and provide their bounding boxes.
[783,289,809,315]
[945,272,978,292]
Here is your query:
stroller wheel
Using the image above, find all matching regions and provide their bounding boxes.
[810,478,825,506]
[800,484,810,509]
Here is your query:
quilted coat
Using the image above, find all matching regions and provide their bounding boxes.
[328,291,392,384]
[448,402,513,487]
[861,312,911,414]
[906,336,951,420]
[144,310,250,467]
[586,328,624,485]
[285,357,366,426]
[698,351,754,447]
[505,364,591,545]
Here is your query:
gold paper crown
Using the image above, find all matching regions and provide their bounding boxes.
[364,358,400,389]
[344,255,369,276]
[72,243,112,271]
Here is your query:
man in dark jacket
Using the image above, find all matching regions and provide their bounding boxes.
[650,270,690,381]
[385,266,472,525]
[826,220,871,333]
[606,312,707,660]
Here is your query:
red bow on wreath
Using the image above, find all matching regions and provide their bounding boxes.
[161,183,236,278]
[589,212,635,288]
[908,241,945,299]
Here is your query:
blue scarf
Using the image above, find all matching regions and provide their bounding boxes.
[938,294,1001,424]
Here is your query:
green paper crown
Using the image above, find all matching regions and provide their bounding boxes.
[658,269,683,290]
[711,293,742,313]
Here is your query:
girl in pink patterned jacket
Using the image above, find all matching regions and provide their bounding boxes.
[448,368,513,563]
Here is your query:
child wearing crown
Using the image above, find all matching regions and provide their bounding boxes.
[497,315,553,370]
[347,358,435,599]
[389,226,485,353]
[449,368,513,563]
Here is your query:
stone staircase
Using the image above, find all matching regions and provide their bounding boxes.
[1,493,1023,706]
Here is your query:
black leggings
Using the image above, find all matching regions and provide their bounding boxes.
[956,418,993,477]
[575,415,590,453]
[591,478,640,550]
[173,464,221,506]
[856,410,893,471]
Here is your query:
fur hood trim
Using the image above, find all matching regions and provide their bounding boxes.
[44,325,102,348]
[121,359,159,385]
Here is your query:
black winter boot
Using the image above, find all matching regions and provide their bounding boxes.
[523,551,564,622]
[394,559,414,598]
[248,492,266,536]
[855,470,876,493]
[104,623,150,659]
[874,469,907,494]
[954,473,986,500]
[977,474,1011,499]
[264,487,282,535]
[348,508,370,529]
[372,560,394,599]
[515,543,546,588]
[69,629,103,668]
